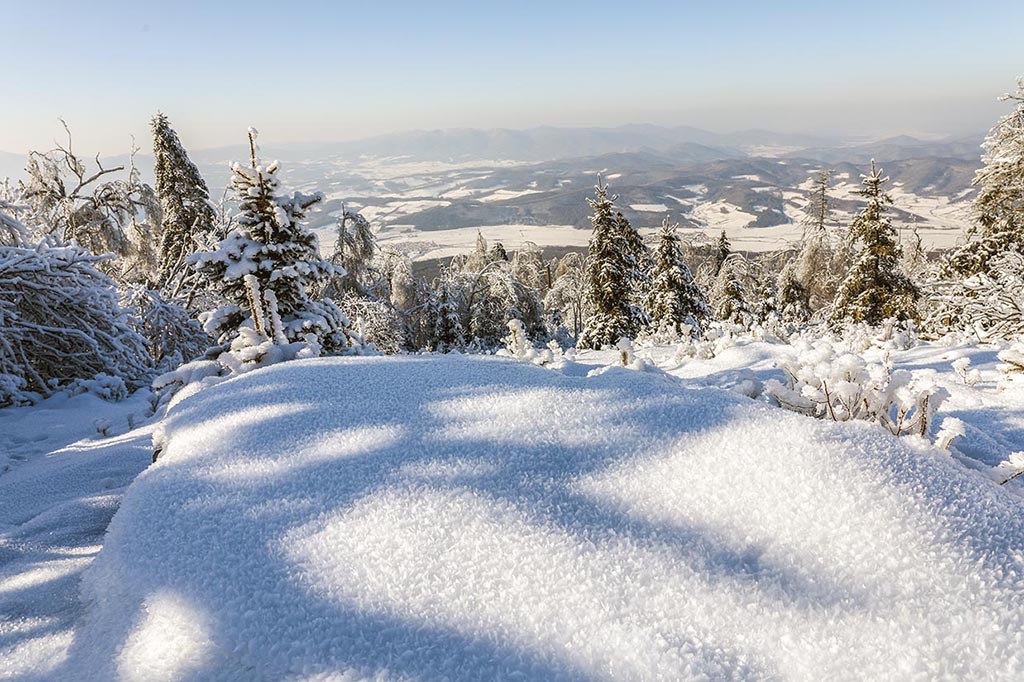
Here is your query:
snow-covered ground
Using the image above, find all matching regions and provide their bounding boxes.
[3,341,1023,680]
[0,391,156,680]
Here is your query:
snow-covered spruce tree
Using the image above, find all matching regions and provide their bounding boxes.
[191,129,350,354]
[944,79,1024,277]
[0,240,150,405]
[777,260,811,324]
[753,275,780,326]
[831,161,919,326]
[711,252,751,326]
[802,169,834,240]
[328,206,376,295]
[646,217,709,339]
[713,230,731,276]
[795,169,837,312]
[428,276,465,352]
[578,183,650,349]
[151,113,217,290]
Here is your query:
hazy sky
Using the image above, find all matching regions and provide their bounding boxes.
[4,0,1022,154]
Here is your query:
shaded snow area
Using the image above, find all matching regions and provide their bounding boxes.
[0,391,156,680]
[21,354,1022,681]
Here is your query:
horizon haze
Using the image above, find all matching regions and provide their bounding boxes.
[3,0,1022,156]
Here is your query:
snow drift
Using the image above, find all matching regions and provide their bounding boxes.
[66,355,1024,681]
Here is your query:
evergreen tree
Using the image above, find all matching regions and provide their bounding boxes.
[192,129,349,351]
[711,252,750,325]
[328,206,375,295]
[945,79,1024,277]
[489,241,509,262]
[777,260,811,323]
[430,277,464,352]
[151,113,216,289]
[940,80,1024,277]
[831,161,918,325]
[753,276,779,325]
[714,230,731,275]
[577,183,649,348]
[794,169,837,311]
[801,169,834,240]
[646,217,709,338]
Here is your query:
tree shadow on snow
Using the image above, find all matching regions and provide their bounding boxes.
[50,355,896,681]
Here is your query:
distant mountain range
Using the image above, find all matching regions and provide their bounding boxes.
[1,124,987,252]
[0,124,986,181]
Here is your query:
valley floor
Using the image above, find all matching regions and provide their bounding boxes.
[1,339,1023,680]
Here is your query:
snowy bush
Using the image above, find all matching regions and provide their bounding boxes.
[992,451,1024,486]
[765,339,951,443]
[1,182,31,247]
[0,240,150,406]
[497,319,557,366]
[997,343,1024,388]
[934,417,966,452]
[998,344,1024,372]
[820,318,918,353]
[336,291,406,354]
[671,335,716,362]
[617,337,635,367]
[121,286,211,372]
[951,357,981,386]
[66,373,129,402]
[927,251,1024,340]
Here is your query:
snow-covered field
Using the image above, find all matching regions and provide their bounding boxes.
[3,340,1024,681]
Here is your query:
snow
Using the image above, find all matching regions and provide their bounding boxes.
[0,390,156,679]
[686,200,758,231]
[629,203,670,213]
[13,351,1018,681]
[479,189,544,202]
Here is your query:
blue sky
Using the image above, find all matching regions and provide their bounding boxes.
[3,0,1022,153]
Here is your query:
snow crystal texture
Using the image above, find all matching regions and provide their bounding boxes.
[67,355,1024,681]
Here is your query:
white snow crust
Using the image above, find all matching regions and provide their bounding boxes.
[55,354,1024,681]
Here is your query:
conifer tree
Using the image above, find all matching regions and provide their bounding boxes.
[831,161,918,325]
[711,252,750,325]
[801,169,834,240]
[945,79,1024,277]
[577,183,649,348]
[192,129,349,351]
[430,277,464,352]
[714,230,731,276]
[777,260,811,323]
[329,206,375,295]
[795,169,837,311]
[646,217,709,338]
[151,113,216,289]
[753,276,780,325]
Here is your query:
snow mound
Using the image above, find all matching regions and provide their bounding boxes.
[68,355,1024,680]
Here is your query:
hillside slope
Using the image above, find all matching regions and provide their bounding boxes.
[59,355,1024,681]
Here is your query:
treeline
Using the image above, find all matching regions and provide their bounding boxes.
[1,79,1023,406]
